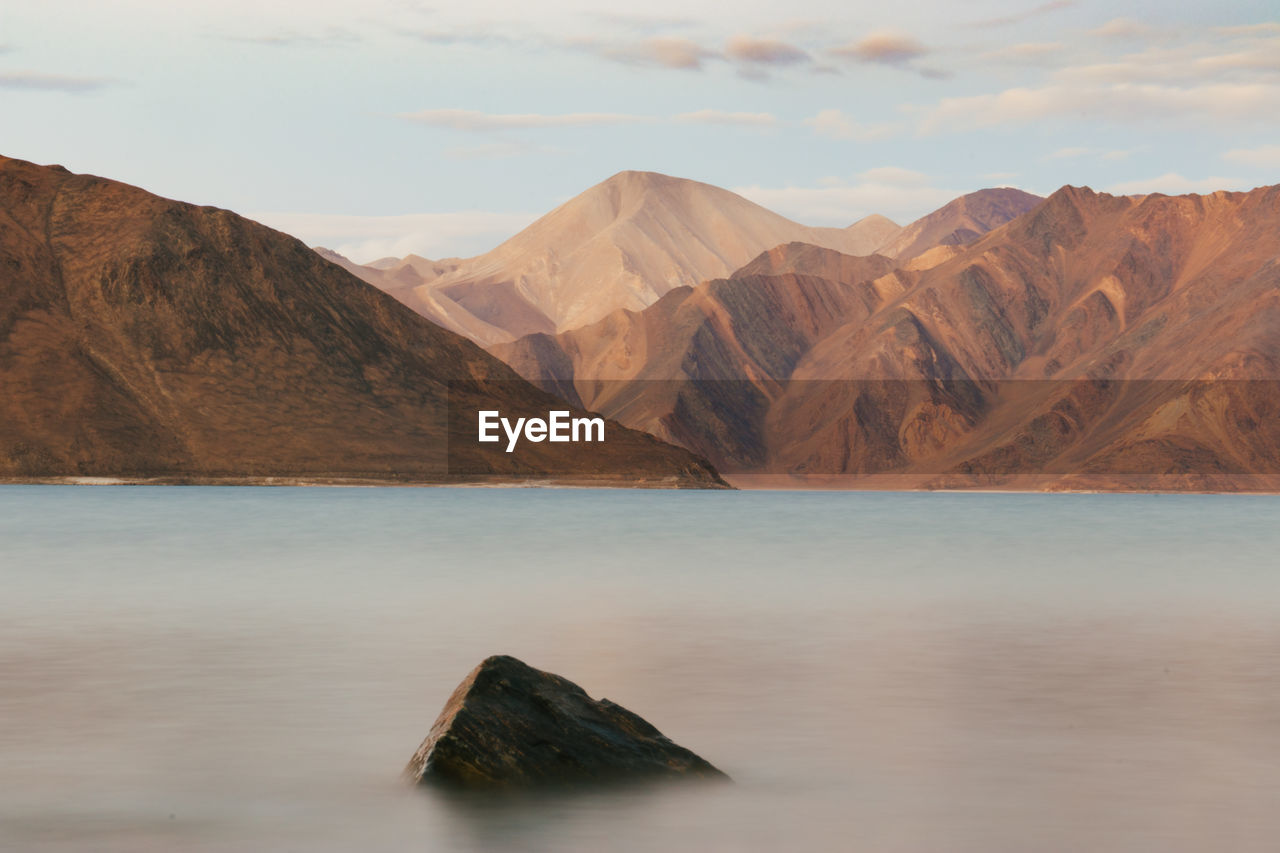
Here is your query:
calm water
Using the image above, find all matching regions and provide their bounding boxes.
[2,486,1279,852]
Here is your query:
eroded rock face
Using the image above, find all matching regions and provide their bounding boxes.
[405,656,728,789]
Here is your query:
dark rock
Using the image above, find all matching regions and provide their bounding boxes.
[404,655,729,789]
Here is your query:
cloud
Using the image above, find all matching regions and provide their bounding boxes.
[590,36,719,70]
[1047,35,1280,85]
[724,36,809,66]
[805,108,899,141]
[1213,23,1280,37]
[984,171,1019,180]
[1222,144,1280,168]
[582,33,816,77]
[674,110,779,126]
[402,29,520,48]
[978,42,1063,64]
[1193,47,1280,74]
[1090,18,1151,38]
[1105,174,1245,195]
[399,108,779,133]
[1046,147,1091,159]
[831,31,927,65]
[398,109,652,131]
[917,82,1280,133]
[732,175,962,225]
[249,210,538,262]
[584,12,700,34]
[969,0,1076,28]
[403,27,722,72]
[0,71,117,93]
[220,28,360,46]
[1100,148,1139,160]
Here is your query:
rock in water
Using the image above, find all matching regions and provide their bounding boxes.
[404,656,729,788]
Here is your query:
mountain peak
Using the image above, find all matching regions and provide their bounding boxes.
[875,187,1044,260]
[601,169,682,186]
[404,171,898,342]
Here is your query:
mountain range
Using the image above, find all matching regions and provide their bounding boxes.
[0,155,724,486]
[4,152,1276,490]
[492,183,1280,489]
[326,171,968,345]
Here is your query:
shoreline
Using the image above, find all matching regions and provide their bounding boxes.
[3,474,1280,495]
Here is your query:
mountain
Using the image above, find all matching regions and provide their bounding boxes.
[874,188,1043,260]
[492,244,900,466]
[491,185,1280,489]
[0,156,726,487]
[317,248,461,291]
[346,171,902,346]
[312,247,501,342]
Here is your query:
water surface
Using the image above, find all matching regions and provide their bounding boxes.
[2,487,1279,851]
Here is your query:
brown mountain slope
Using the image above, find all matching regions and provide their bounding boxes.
[492,245,898,465]
[874,188,1043,261]
[0,156,725,486]
[491,186,1280,488]
[359,171,901,346]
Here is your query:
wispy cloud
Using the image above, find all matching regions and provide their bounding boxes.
[1045,146,1091,159]
[827,30,946,78]
[1212,22,1280,37]
[918,82,1280,133]
[1090,18,1152,39]
[250,210,538,263]
[804,108,899,141]
[1105,173,1245,195]
[580,33,816,76]
[574,35,719,70]
[402,29,520,48]
[978,42,1064,64]
[724,36,809,66]
[732,171,963,225]
[399,109,652,131]
[1101,148,1139,160]
[399,108,779,132]
[219,28,361,47]
[830,31,927,65]
[674,110,779,126]
[1222,144,1280,168]
[0,71,117,93]
[584,12,700,35]
[969,0,1076,28]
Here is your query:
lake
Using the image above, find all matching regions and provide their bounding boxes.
[2,486,1279,851]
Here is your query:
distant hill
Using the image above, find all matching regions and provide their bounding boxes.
[336,170,902,345]
[873,187,1043,260]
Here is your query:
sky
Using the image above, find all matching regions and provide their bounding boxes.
[3,0,1279,262]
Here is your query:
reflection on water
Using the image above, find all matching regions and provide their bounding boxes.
[2,487,1279,851]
